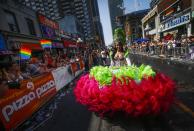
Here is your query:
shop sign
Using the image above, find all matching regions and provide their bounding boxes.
[40,24,57,39]
[38,14,59,30]
[161,13,190,32]
[0,73,57,130]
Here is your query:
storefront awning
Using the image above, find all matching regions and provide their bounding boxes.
[164,34,174,40]
[21,43,43,50]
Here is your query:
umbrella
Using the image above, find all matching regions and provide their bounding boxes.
[134,38,149,43]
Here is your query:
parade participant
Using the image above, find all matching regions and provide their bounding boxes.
[74,43,175,118]
[114,41,126,66]
[101,50,107,66]
[83,49,90,71]
[111,41,131,66]
[74,64,175,117]
[125,45,132,66]
[109,46,116,66]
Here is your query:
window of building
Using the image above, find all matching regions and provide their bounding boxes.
[32,6,36,10]
[31,1,35,5]
[25,18,36,36]
[149,20,155,29]
[26,3,30,6]
[4,10,19,33]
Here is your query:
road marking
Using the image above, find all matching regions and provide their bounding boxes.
[174,100,194,118]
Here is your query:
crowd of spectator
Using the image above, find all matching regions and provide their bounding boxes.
[2,37,194,97]
[0,49,88,96]
[130,37,194,61]
[0,45,116,97]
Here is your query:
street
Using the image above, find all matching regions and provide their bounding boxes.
[1,0,194,131]
[17,76,194,131]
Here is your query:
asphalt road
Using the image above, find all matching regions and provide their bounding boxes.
[17,78,194,131]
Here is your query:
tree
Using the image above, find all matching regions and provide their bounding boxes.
[113,28,126,44]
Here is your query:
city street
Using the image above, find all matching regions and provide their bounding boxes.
[17,76,194,131]
[1,0,194,130]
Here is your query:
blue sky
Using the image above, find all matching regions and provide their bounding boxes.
[97,0,150,46]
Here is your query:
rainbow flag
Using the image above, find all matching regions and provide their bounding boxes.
[40,40,52,48]
[20,48,31,59]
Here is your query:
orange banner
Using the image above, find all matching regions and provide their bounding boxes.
[0,73,57,130]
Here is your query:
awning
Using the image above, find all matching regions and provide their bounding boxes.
[21,43,43,50]
[63,40,77,48]
[164,34,174,41]
[134,38,150,43]
[52,42,64,48]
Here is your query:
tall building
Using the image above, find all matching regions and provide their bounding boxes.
[59,0,94,41]
[142,6,159,41]
[16,0,62,20]
[17,0,104,46]
[16,0,94,41]
[59,0,105,46]
[58,15,84,39]
[108,0,124,35]
[0,0,42,51]
[117,9,149,43]
[89,0,105,46]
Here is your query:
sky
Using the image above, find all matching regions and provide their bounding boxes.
[97,0,150,46]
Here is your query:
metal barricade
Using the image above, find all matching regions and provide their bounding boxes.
[131,44,191,61]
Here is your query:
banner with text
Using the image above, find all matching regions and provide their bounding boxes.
[52,66,74,91]
[0,73,57,130]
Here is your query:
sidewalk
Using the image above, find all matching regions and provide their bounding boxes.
[132,53,194,65]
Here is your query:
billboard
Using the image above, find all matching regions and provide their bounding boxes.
[38,14,59,39]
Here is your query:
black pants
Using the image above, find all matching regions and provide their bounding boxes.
[84,60,89,71]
